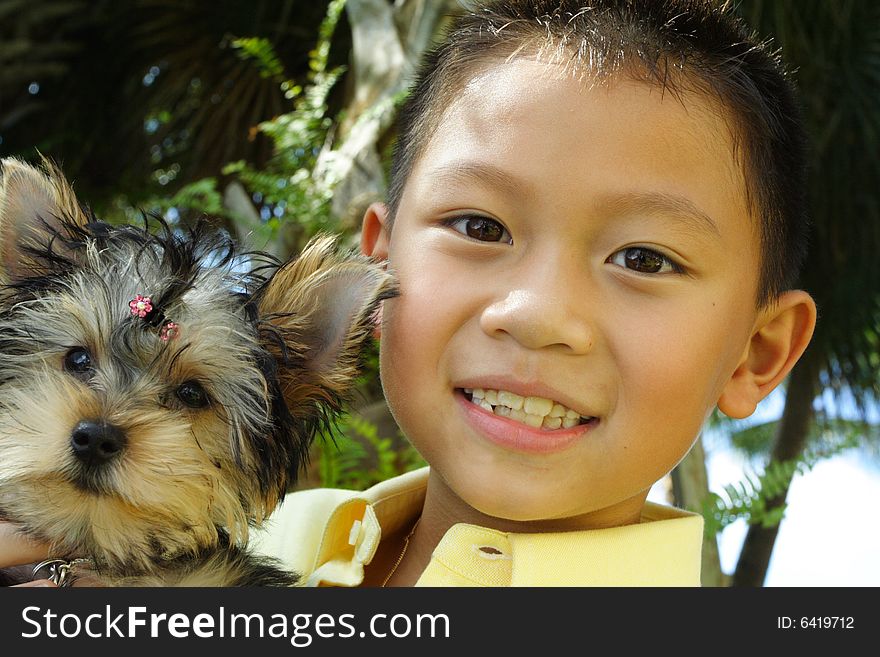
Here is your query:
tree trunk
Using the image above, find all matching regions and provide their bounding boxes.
[671,434,726,587]
[321,0,457,230]
[731,350,818,587]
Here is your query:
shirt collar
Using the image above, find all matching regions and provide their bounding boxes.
[310,468,703,587]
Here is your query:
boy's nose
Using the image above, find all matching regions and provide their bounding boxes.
[479,286,593,354]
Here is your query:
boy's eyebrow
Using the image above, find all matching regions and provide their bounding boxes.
[426,162,530,199]
[425,162,721,238]
[601,192,722,239]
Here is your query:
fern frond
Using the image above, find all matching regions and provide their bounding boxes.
[221,0,350,239]
[314,413,425,490]
[702,431,858,537]
[232,37,286,80]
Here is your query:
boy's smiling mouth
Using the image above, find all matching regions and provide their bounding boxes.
[460,387,597,430]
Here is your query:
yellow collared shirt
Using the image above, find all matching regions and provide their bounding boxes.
[251,468,704,587]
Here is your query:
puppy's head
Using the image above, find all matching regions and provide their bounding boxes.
[0,158,394,573]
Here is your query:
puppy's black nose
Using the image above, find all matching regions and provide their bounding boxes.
[70,421,127,465]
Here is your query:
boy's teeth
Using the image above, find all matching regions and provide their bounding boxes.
[524,413,543,428]
[523,396,553,416]
[464,387,589,428]
[497,390,524,410]
[549,403,567,418]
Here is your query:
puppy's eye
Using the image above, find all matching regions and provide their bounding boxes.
[64,348,92,374]
[177,381,209,409]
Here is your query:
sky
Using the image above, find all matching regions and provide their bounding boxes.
[649,388,880,586]
[712,448,880,586]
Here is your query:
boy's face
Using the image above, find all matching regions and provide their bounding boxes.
[372,59,763,525]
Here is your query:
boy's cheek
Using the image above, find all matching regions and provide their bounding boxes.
[383,262,469,333]
[623,332,744,433]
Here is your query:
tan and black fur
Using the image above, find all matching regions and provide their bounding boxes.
[0,158,395,586]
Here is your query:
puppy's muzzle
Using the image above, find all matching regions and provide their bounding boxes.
[70,420,127,467]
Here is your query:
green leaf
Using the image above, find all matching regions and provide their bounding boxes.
[701,429,859,537]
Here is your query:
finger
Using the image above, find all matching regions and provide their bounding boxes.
[0,522,50,568]
[13,579,57,588]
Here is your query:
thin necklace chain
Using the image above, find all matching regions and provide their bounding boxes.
[381,517,421,587]
[32,558,93,587]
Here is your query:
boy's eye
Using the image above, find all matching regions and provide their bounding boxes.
[446,215,512,244]
[64,347,93,375]
[608,247,681,274]
[177,381,210,409]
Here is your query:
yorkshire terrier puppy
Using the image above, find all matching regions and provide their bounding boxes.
[0,158,394,586]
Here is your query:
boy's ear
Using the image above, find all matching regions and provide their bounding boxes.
[717,290,817,419]
[360,202,392,337]
[0,156,90,284]
[256,234,396,418]
[360,202,390,261]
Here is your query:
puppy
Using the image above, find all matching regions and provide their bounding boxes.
[0,158,394,585]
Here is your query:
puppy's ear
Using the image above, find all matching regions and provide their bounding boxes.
[0,156,90,284]
[256,234,396,418]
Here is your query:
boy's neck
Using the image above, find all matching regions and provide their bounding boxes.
[383,470,650,587]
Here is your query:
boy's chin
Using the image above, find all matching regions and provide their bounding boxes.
[457,476,644,529]
[461,484,578,525]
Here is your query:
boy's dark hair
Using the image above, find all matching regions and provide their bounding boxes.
[387,0,808,306]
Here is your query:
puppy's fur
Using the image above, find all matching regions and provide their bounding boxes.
[0,158,394,586]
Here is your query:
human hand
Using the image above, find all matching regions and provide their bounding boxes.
[0,521,56,587]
